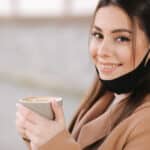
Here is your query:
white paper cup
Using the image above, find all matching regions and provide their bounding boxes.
[18,96,63,141]
[19,96,63,120]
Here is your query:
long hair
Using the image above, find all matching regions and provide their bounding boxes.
[69,0,150,148]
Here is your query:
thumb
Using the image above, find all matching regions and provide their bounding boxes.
[51,99,65,124]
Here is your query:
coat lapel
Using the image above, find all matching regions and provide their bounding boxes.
[77,107,112,148]
[75,93,127,149]
[71,92,114,147]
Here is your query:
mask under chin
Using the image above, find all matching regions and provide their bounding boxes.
[95,49,150,94]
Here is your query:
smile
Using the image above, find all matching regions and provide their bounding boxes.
[98,63,122,74]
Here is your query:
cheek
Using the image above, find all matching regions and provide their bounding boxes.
[118,51,130,62]
[89,42,97,59]
[115,44,132,63]
[89,48,95,58]
[89,48,97,66]
[117,49,134,72]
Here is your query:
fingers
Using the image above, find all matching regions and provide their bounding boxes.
[51,99,65,124]
[16,110,38,140]
[16,112,29,139]
[16,103,36,123]
[16,99,66,149]
[16,111,26,128]
[16,103,47,124]
[16,120,25,137]
[16,103,52,132]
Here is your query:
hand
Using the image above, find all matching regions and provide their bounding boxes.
[16,98,66,149]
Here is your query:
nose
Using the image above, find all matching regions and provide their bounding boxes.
[97,39,112,57]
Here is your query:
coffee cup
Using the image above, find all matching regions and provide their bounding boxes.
[18,96,63,141]
[19,96,63,120]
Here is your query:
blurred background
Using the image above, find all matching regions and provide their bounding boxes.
[0,0,99,149]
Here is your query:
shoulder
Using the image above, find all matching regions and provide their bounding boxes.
[126,94,150,138]
[128,94,150,126]
[122,95,150,149]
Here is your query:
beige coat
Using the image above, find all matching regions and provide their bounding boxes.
[26,93,150,150]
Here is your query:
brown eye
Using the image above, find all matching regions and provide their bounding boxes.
[91,32,103,39]
[116,36,130,42]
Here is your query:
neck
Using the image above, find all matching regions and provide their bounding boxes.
[113,93,130,103]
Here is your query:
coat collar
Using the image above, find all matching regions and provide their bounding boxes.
[71,92,115,148]
[78,96,126,149]
[73,94,150,149]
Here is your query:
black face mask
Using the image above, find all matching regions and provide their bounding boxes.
[96,49,150,94]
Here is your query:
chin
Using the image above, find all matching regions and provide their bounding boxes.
[99,73,122,80]
[100,76,115,80]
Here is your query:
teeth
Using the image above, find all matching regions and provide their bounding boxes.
[100,64,117,69]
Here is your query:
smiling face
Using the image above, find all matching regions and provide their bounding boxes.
[89,5,149,80]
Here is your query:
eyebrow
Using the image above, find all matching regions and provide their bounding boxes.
[93,25,133,34]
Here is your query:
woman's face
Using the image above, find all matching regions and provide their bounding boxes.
[89,5,149,80]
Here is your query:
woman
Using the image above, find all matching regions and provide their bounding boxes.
[16,0,150,149]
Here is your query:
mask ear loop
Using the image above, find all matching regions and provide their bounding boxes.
[144,49,150,67]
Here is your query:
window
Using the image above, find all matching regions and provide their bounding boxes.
[0,0,11,15]
[71,0,98,15]
[0,0,99,17]
[19,0,64,16]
